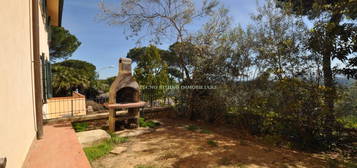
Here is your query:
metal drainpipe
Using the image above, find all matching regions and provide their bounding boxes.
[0,157,6,168]
[32,0,44,139]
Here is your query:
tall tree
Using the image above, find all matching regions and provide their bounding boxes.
[126,47,181,80]
[133,45,170,106]
[50,26,81,61]
[276,0,357,115]
[99,0,220,80]
[251,0,309,80]
[52,60,97,97]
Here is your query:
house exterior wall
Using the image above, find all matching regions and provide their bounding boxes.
[0,0,51,167]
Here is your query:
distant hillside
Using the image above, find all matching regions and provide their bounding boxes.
[335,76,356,87]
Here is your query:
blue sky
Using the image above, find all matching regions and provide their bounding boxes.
[62,0,264,79]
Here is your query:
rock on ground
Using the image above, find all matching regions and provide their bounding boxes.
[76,129,111,147]
[110,146,127,154]
[114,127,152,137]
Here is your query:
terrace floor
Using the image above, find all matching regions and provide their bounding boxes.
[23,123,91,168]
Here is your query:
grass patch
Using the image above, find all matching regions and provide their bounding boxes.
[139,118,160,128]
[327,159,357,168]
[185,125,199,131]
[83,142,113,161]
[83,135,128,161]
[200,129,212,134]
[111,135,129,144]
[134,164,158,168]
[234,163,248,168]
[207,140,218,147]
[72,122,88,132]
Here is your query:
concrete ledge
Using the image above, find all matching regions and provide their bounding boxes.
[43,107,174,124]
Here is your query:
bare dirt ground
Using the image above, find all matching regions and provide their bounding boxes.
[91,119,328,168]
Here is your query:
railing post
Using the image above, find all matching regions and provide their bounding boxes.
[71,99,74,117]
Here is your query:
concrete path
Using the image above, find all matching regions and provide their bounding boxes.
[23,123,91,168]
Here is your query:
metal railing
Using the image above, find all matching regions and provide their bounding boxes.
[44,92,86,119]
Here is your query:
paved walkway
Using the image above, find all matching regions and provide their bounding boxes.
[23,123,91,168]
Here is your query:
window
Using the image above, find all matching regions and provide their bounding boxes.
[41,54,53,102]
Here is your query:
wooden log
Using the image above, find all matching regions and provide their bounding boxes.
[104,101,146,109]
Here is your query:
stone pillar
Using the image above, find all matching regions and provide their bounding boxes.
[108,109,116,133]
[128,108,140,128]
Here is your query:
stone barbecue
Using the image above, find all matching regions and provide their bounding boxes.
[106,58,146,132]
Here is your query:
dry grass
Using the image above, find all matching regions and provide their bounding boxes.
[91,118,329,168]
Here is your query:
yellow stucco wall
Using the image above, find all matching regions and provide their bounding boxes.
[0,0,50,167]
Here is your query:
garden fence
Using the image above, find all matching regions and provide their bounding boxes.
[44,92,86,119]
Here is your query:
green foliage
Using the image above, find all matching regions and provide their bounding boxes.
[225,78,342,150]
[133,45,170,106]
[83,135,128,161]
[336,83,357,116]
[110,136,129,144]
[105,76,116,86]
[127,46,181,80]
[207,140,218,147]
[200,129,212,134]
[50,26,81,61]
[338,116,357,129]
[72,122,88,132]
[336,83,357,129]
[94,76,117,93]
[185,125,199,131]
[97,0,356,155]
[134,165,158,168]
[277,0,357,116]
[327,159,357,168]
[139,118,160,128]
[51,60,98,97]
[251,0,309,80]
[83,141,113,161]
[276,0,357,20]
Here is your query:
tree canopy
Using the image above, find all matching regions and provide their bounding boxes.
[133,45,170,106]
[93,0,357,153]
[50,26,81,61]
[276,0,357,116]
[52,60,97,97]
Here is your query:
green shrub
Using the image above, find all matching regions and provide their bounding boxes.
[200,129,212,134]
[207,140,218,147]
[261,135,284,147]
[72,122,88,132]
[338,116,357,129]
[185,125,199,131]
[225,79,343,150]
[139,118,160,128]
[134,165,158,168]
